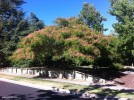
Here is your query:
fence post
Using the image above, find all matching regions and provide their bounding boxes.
[72,70,75,79]
[85,74,86,81]
[26,68,28,74]
[7,68,9,72]
[21,68,23,74]
[33,69,35,75]
[39,69,41,76]
[11,67,13,73]
[16,68,17,73]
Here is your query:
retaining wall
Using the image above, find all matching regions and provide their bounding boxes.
[0,67,106,83]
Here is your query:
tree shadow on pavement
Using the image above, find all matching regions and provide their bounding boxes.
[88,69,127,80]
[7,94,35,100]
[5,90,83,100]
[36,90,80,100]
[79,85,134,99]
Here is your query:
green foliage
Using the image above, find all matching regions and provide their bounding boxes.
[93,38,112,67]
[0,0,25,52]
[54,17,69,27]
[12,59,32,68]
[117,34,134,65]
[112,63,124,70]
[75,32,84,38]
[28,13,45,32]
[79,2,107,32]
[61,32,71,39]
[0,0,26,66]
[0,1,45,67]
[18,13,45,38]
[0,51,10,67]
[10,17,113,68]
[107,36,122,64]
[109,0,134,36]
[109,0,134,65]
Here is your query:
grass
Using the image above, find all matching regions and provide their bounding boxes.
[0,73,87,90]
[0,73,134,99]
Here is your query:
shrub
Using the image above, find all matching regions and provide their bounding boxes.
[112,63,124,70]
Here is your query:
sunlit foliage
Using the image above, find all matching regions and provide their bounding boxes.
[10,18,113,68]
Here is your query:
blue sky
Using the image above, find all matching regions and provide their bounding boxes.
[22,0,117,35]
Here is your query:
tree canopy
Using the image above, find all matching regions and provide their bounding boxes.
[79,2,107,32]
[10,17,114,68]
[109,0,134,36]
[0,0,45,67]
[18,13,45,38]
[109,0,134,65]
[0,0,25,66]
[1,0,133,70]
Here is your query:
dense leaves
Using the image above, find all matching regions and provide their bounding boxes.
[0,0,45,67]
[2,0,133,70]
[0,0,26,66]
[79,2,107,32]
[109,0,134,36]
[117,34,134,65]
[18,13,45,39]
[10,18,113,68]
[28,13,45,32]
[109,0,134,65]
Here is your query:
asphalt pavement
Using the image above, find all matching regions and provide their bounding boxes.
[0,79,132,100]
[0,72,133,100]
[0,80,82,100]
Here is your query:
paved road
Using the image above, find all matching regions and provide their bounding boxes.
[0,80,82,100]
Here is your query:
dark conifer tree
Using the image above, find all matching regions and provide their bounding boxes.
[0,0,25,66]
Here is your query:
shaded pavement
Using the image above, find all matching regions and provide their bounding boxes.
[0,70,134,99]
[0,79,133,100]
[0,80,83,100]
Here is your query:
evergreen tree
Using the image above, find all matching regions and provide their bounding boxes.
[0,1,44,67]
[28,13,45,33]
[79,2,107,32]
[0,0,25,66]
[0,0,25,51]
[16,13,45,39]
